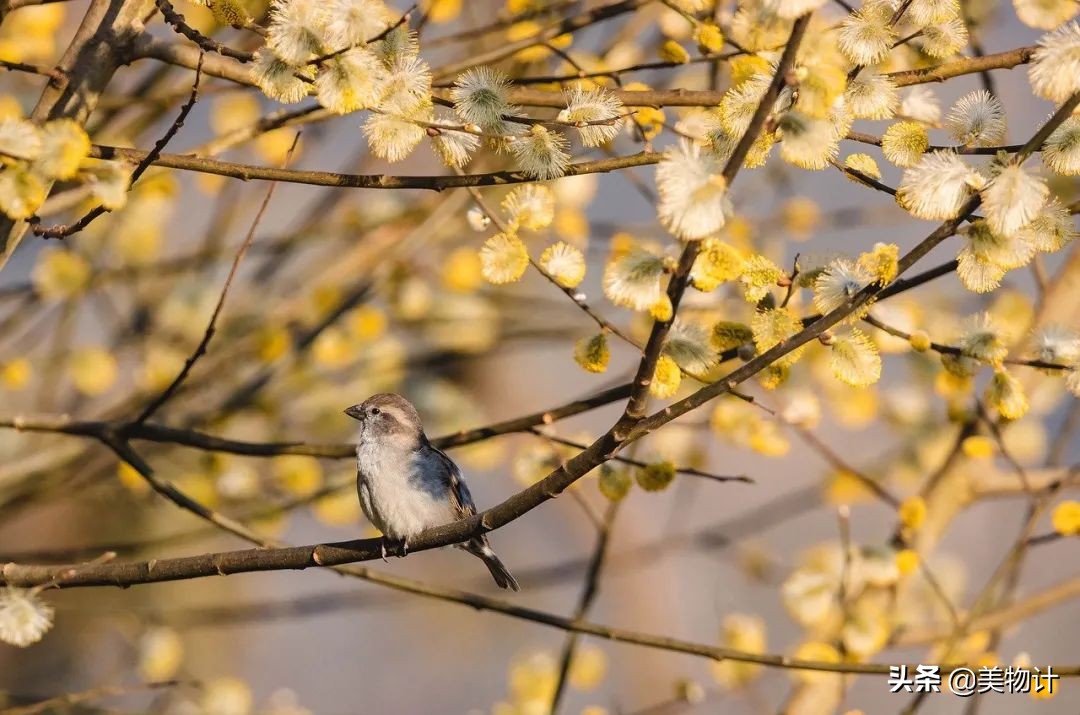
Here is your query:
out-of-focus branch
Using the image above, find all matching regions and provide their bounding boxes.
[87,144,663,190]
[0,680,188,715]
[0,381,633,458]
[432,0,648,80]
[549,502,620,714]
[862,314,1074,372]
[895,576,1080,647]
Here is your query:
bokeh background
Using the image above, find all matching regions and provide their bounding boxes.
[0,0,1078,713]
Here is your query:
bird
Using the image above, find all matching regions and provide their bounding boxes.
[344,392,520,591]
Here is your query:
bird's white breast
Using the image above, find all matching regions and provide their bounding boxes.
[355,441,455,540]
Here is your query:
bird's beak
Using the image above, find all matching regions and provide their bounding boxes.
[344,405,364,421]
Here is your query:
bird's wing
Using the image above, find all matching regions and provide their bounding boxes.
[428,443,477,518]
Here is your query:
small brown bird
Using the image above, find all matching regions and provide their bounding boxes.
[344,393,519,591]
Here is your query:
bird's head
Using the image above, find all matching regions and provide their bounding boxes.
[345,393,424,448]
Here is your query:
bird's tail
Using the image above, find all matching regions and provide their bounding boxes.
[463,537,520,591]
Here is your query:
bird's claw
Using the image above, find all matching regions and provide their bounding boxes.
[380,536,409,560]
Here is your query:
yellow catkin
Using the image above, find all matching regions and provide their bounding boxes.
[895,549,920,575]
[659,39,691,64]
[899,496,927,530]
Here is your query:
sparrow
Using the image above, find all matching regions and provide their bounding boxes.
[344,393,520,591]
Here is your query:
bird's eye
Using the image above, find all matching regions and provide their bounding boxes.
[370,407,380,416]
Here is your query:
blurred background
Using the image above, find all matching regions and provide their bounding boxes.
[0,0,1077,713]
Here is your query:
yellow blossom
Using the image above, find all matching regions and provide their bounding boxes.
[509,651,558,706]
[691,239,743,291]
[694,22,724,54]
[195,171,228,194]
[347,305,388,342]
[569,645,607,690]
[636,460,676,491]
[649,354,681,398]
[659,39,691,64]
[751,306,806,368]
[574,333,610,373]
[597,465,631,501]
[254,127,299,165]
[842,602,891,658]
[138,344,186,392]
[781,197,821,240]
[844,153,882,180]
[895,548,920,575]
[508,21,571,62]
[256,326,292,363]
[909,330,932,352]
[313,489,362,526]
[760,363,788,389]
[826,469,876,505]
[791,641,841,684]
[200,677,253,715]
[1051,500,1080,536]
[961,435,995,459]
[729,56,770,87]
[712,321,753,351]
[425,0,463,23]
[441,247,484,293]
[882,121,929,167]
[985,368,1028,420]
[747,420,789,456]
[828,327,882,387]
[858,242,899,284]
[273,455,323,497]
[310,284,342,320]
[623,83,666,139]
[114,220,164,266]
[117,462,149,494]
[138,627,183,682]
[513,442,561,486]
[313,327,356,368]
[555,207,588,243]
[37,119,90,180]
[480,232,529,284]
[210,0,251,27]
[739,255,784,303]
[175,472,218,508]
[711,613,766,689]
[795,65,848,119]
[1031,671,1058,700]
[0,358,30,390]
[506,0,539,12]
[32,250,90,299]
[634,106,666,141]
[539,241,586,288]
[503,185,555,231]
[899,495,928,530]
[68,346,118,396]
[935,369,972,397]
[0,95,22,119]
[649,294,673,321]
